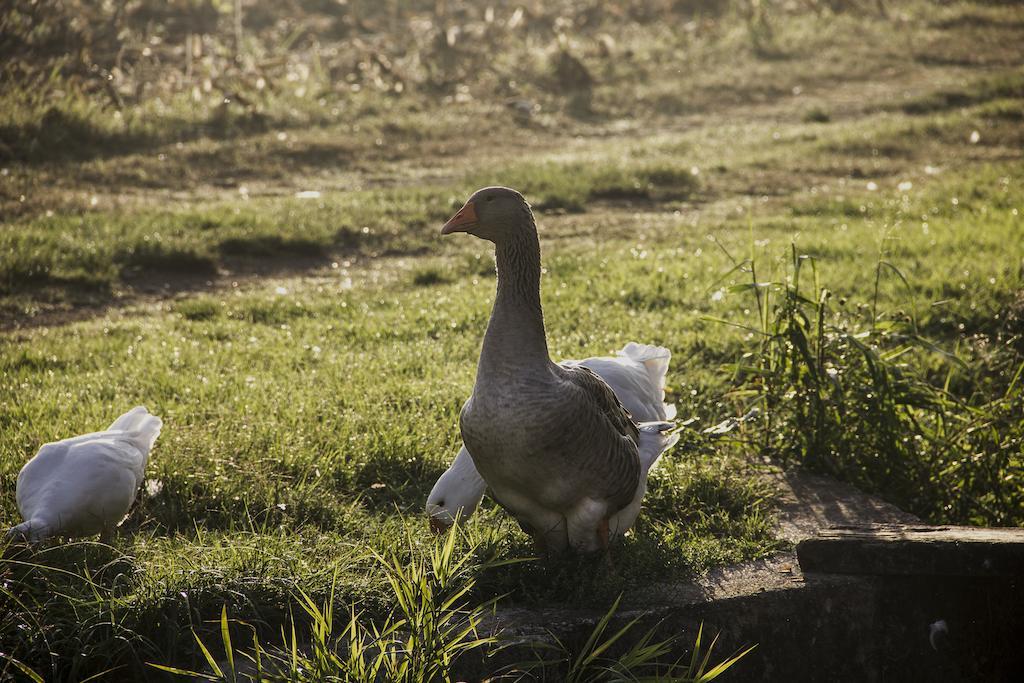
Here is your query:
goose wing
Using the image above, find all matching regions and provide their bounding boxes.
[559,364,641,514]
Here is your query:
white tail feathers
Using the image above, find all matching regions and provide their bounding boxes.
[636,421,679,472]
[618,343,676,419]
[108,406,163,452]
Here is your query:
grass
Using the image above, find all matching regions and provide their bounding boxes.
[149,525,505,682]
[0,226,784,677]
[899,70,1024,115]
[475,161,701,212]
[1,0,1023,679]
[716,240,1024,525]
[143,526,752,682]
[2,154,1021,676]
[0,156,702,301]
[0,189,452,298]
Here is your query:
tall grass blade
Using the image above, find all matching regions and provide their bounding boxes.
[1,656,45,683]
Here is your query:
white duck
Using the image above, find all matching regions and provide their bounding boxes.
[427,342,678,533]
[5,406,162,543]
[438,186,678,554]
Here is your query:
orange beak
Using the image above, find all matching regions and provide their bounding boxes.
[429,516,451,534]
[441,201,478,235]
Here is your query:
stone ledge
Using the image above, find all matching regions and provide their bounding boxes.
[462,472,1023,680]
[797,524,1024,577]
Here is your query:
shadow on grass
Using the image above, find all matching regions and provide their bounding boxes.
[0,100,326,166]
[127,450,444,537]
[900,72,1024,115]
[1,228,383,330]
[412,267,451,287]
[218,235,327,260]
[0,107,152,165]
[352,452,446,513]
[1,268,111,298]
[931,11,1024,31]
[119,243,218,276]
[129,472,346,534]
[0,539,317,683]
[277,141,359,168]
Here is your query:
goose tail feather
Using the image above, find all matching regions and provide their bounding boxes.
[108,406,163,453]
[636,421,679,473]
[618,343,676,419]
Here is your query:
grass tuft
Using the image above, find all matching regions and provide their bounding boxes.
[479,160,700,213]
[901,71,1024,115]
[717,242,1024,525]
[411,268,450,287]
[802,107,831,123]
[173,298,222,322]
[119,243,217,275]
[145,527,754,682]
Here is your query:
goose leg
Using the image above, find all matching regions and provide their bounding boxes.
[530,529,547,555]
[537,516,569,556]
[597,518,614,571]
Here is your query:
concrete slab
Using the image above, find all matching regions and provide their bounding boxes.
[462,469,1023,681]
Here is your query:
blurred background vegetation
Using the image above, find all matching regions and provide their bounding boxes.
[0,0,895,163]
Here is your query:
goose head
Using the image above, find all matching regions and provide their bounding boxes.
[5,520,49,544]
[425,454,485,533]
[441,186,532,244]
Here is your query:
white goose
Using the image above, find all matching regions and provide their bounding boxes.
[5,406,162,543]
[427,342,678,533]
[438,186,678,554]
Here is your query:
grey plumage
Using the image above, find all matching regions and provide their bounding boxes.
[443,186,676,554]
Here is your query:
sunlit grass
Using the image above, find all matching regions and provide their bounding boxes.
[1,1,1022,678]
[2,149,1021,677]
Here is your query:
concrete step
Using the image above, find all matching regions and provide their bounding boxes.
[462,469,1024,681]
[797,523,1024,577]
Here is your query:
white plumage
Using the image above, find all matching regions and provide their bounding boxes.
[6,406,162,543]
[426,342,678,534]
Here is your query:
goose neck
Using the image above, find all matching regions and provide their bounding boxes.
[479,227,550,374]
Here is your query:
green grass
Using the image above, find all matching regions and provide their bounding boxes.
[0,154,702,300]
[716,241,1024,525]
[899,70,1024,115]
[142,527,753,682]
[2,155,1021,677]
[0,189,453,297]
[474,161,701,212]
[0,212,786,677]
[2,0,1024,679]
[11,86,1022,311]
